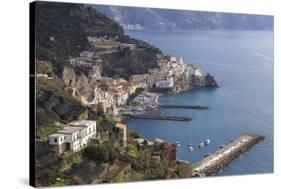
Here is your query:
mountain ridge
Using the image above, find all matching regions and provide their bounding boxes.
[93,5,273,31]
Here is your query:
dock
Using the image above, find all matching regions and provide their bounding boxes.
[191,134,265,177]
[124,114,192,121]
[158,104,208,110]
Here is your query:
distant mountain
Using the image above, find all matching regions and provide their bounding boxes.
[93,5,273,30]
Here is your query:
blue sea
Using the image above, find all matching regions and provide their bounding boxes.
[125,29,273,176]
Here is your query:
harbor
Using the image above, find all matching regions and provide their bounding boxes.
[191,135,265,177]
[121,91,208,122]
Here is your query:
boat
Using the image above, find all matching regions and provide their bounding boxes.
[198,142,204,148]
[187,143,192,147]
[188,146,194,152]
[176,141,181,147]
[204,139,211,145]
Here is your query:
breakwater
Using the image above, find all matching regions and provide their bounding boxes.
[159,104,208,110]
[191,135,265,177]
[124,114,192,121]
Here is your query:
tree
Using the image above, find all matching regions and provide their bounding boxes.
[82,143,118,163]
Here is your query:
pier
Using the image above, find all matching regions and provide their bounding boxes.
[158,104,208,110]
[191,134,265,177]
[124,114,192,121]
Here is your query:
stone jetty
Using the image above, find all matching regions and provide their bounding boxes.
[191,134,265,177]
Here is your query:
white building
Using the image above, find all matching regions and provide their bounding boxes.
[49,120,97,154]
[155,77,174,89]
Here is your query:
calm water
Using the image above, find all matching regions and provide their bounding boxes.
[125,30,273,176]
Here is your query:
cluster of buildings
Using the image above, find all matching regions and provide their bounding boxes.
[69,51,103,68]
[87,36,136,51]
[90,77,134,115]
[130,55,203,92]
[68,54,204,116]
[66,38,204,116]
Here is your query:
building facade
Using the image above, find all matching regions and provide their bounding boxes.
[48,120,97,154]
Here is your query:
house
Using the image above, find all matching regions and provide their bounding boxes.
[130,74,149,89]
[113,123,127,147]
[155,77,174,89]
[48,120,97,154]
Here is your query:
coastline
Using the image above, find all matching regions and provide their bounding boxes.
[153,93,162,105]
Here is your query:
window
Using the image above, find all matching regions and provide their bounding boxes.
[54,138,57,143]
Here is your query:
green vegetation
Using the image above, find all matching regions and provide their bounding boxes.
[83,142,118,164]
[131,149,168,179]
[77,109,88,120]
[126,144,138,158]
[36,61,55,76]
[101,47,160,79]
[97,113,117,127]
[175,163,191,178]
[62,152,83,165]
[37,123,58,140]
[37,164,73,186]
[35,1,124,74]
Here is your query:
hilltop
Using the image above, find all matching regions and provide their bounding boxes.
[35,1,161,77]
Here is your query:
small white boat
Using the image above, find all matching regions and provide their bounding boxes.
[204,139,211,145]
[188,146,194,152]
[176,141,181,147]
[187,143,192,147]
[198,142,204,148]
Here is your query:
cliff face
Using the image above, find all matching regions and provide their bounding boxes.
[62,66,130,116]
[62,66,96,104]
[172,69,217,93]
[36,78,95,128]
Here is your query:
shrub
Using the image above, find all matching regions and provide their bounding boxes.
[83,143,118,163]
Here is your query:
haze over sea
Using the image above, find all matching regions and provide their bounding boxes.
[125,29,273,176]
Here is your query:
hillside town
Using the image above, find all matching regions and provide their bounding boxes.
[32,2,270,187]
[60,36,217,116]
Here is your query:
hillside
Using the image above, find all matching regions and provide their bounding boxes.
[35,2,161,77]
[94,5,273,30]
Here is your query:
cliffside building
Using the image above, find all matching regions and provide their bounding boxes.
[49,120,97,154]
[113,123,127,147]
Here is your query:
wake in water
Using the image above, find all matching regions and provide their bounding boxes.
[246,47,273,62]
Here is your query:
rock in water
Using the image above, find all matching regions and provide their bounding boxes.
[204,73,218,87]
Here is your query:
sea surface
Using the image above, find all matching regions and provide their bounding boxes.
[125,29,273,176]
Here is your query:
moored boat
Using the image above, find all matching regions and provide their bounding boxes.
[204,139,211,145]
